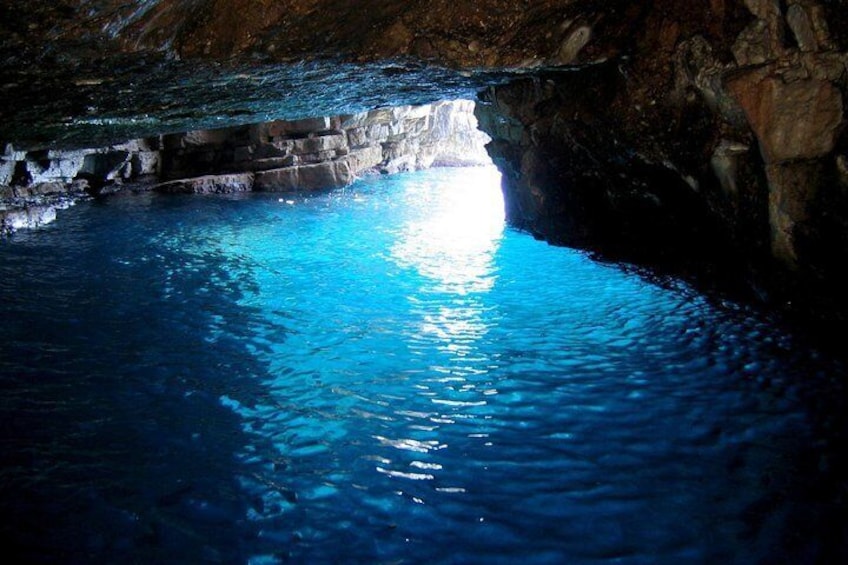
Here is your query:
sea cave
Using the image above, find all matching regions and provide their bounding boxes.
[2,1,848,563]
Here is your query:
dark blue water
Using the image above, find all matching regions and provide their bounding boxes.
[1,167,846,564]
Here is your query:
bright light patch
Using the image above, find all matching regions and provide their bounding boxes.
[390,165,504,295]
[433,165,505,241]
[390,165,504,378]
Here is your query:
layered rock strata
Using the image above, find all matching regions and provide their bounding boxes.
[1,101,489,232]
[158,101,489,192]
[0,139,161,234]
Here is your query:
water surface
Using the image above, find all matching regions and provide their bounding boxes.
[1,167,846,563]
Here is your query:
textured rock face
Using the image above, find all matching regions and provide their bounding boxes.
[158,101,489,188]
[474,0,848,317]
[0,140,160,232]
[154,173,255,194]
[475,72,731,263]
[0,101,489,230]
[0,205,59,235]
[1,0,847,318]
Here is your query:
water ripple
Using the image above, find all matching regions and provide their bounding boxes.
[2,168,847,563]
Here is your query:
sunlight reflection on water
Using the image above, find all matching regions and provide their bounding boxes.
[391,166,504,295]
[390,166,504,414]
[2,166,846,564]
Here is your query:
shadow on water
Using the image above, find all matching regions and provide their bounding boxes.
[0,193,285,563]
[599,263,848,563]
[2,172,848,564]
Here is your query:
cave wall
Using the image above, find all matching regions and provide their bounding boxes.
[474,0,848,316]
[157,100,489,193]
[1,100,489,233]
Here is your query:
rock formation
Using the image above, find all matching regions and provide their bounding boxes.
[1,101,489,232]
[157,100,489,191]
[474,0,848,318]
[1,0,847,320]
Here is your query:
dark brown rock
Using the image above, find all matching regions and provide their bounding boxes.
[727,67,844,164]
[765,161,824,264]
[726,53,845,267]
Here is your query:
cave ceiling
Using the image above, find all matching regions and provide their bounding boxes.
[0,0,636,149]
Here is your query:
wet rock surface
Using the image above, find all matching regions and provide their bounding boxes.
[1,0,847,320]
[1,101,489,230]
[0,1,630,150]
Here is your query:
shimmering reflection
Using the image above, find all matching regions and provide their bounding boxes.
[219,168,845,564]
[390,165,504,294]
[1,167,846,564]
[390,167,503,440]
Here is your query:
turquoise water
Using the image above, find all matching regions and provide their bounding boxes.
[1,167,846,563]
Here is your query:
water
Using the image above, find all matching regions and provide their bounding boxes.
[1,167,846,564]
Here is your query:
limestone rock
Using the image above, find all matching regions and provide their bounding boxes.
[12,182,69,198]
[253,167,299,192]
[743,0,781,18]
[164,129,243,150]
[245,156,298,171]
[298,159,353,189]
[711,140,751,197]
[291,134,346,156]
[555,26,593,66]
[787,1,837,52]
[347,146,384,173]
[80,151,132,182]
[725,48,845,269]
[733,19,783,66]
[25,153,87,184]
[0,99,490,223]
[765,161,823,265]
[131,151,161,176]
[153,100,489,186]
[0,160,16,186]
[254,160,352,192]
[267,117,332,138]
[787,3,820,52]
[253,141,291,160]
[0,206,57,234]
[347,128,369,149]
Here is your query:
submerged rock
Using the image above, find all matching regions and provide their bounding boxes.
[154,173,255,194]
[0,205,58,234]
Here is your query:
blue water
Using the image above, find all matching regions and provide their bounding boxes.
[1,167,846,564]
